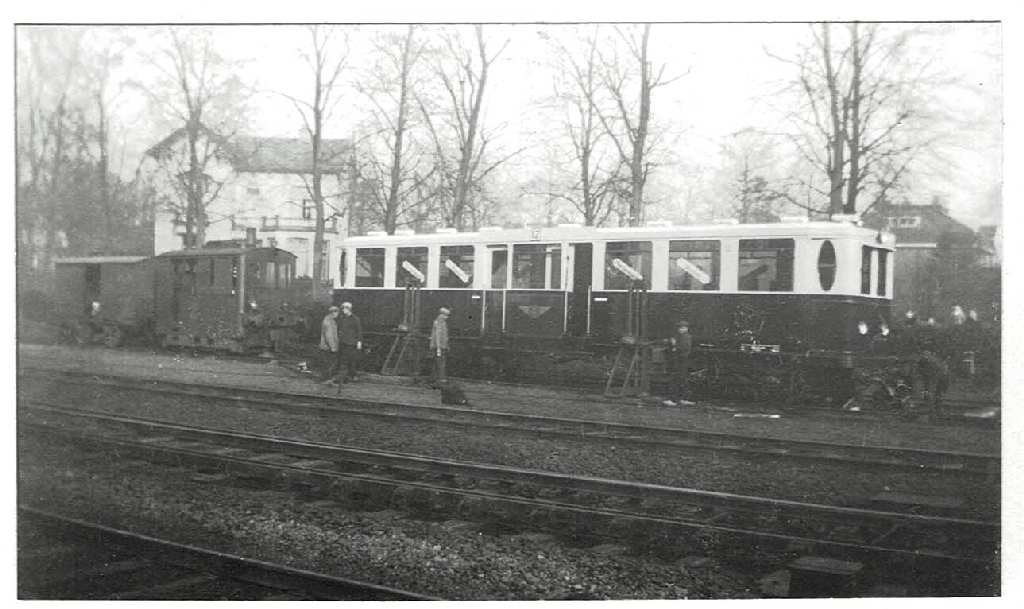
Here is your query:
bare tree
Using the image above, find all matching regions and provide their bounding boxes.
[419,25,518,230]
[715,129,784,223]
[136,28,250,248]
[594,24,681,226]
[769,23,937,216]
[535,26,624,227]
[355,25,437,234]
[16,27,86,274]
[279,25,350,297]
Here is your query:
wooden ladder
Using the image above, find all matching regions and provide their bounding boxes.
[605,282,650,397]
[382,282,424,377]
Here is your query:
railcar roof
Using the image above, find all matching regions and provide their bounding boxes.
[55,255,149,265]
[156,247,296,260]
[341,221,895,247]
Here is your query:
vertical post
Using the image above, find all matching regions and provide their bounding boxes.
[236,255,246,336]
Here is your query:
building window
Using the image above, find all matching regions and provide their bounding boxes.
[738,239,794,292]
[877,249,888,296]
[288,237,310,277]
[440,245,474,287]
[355,247,385,287]
[817,240,836,291]
[887,216,921,228]
[512,243,561,289]
[861,246,872,295]
[604,241,652,290]
[668,240,719,291]
[320,240,331,282]
[301,199,313,220]
[397,246,428,286]
[246,186,261,196]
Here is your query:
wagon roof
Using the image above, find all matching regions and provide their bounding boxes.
[156,247,296,260]
[54,255,149,265]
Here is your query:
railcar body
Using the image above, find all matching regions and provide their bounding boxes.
[153,246,303,352]
[53,255,155,346]
[333,220,895,361]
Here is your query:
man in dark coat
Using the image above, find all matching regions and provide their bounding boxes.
[430,307,451,383]
[337,301,363,383]
[663,320,694,406]
[319,305,341,384]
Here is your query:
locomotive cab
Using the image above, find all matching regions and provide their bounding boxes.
[154,245,299,353]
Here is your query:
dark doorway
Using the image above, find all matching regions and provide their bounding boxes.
[83,264,101,314]
[568,243,592,336]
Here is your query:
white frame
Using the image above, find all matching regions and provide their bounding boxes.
[335,221,896,300]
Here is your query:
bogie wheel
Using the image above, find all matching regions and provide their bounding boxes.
[71,321,95,345]
[102,324,124,348]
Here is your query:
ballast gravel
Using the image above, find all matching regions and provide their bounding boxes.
[24,382,1000,517]
[18,446,757,600]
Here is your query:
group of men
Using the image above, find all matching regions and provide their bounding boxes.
[318,303,451,385]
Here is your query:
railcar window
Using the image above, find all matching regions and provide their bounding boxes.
[355,248,386,287]
[397,246,428,286]
[490,246,508,289]
[738,239,794,292]
[276,261,292,288]
[668,240,720,291]
[604,241,652,290]
[209,258,236,290]
[440,245,474,287]
[817,240,836,291]
[512,243,562,289]
[265,262,278,288]
[877,249,888,296]
[861,246,872,295]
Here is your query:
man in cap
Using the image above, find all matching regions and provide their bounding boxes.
[337,301,364,383]
[430,307,451,383]
[318,305,341,384]
[663,319,694,407]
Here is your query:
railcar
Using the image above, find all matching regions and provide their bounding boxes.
[153,245,304,352]
[53,255,156,346]
[333,219,895,395]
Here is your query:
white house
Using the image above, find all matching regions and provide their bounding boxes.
[149,134,352,282]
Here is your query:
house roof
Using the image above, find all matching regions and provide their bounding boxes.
[145,131,351,174]
[863,203,977,246]
[226,136,351,174]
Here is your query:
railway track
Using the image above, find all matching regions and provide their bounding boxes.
[19,367,1000,476]
[17,505,436,600]
[19,401,1000,566]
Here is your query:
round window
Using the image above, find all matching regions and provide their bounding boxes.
[818,240,836,291]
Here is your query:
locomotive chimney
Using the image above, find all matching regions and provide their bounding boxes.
[245,227,257,247]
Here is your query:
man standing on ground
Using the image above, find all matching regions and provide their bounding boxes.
[663,319,694,407]
[430,307,451,384]
[337,301,363,383]
[318,305,340,384]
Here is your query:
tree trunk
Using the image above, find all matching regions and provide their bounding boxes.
[822,24,846,216]
[42,96,68,271]
[845,22,863,216]
[311,48,325,299]
[385,25,415,235]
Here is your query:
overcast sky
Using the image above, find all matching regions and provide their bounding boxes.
[22,22,1003,228]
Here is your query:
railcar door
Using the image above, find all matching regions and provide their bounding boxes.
[567,242,592,336]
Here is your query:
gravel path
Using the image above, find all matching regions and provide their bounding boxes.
[18,442,758,600]
[18,344,1000,454]
[21,381,1000,517]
